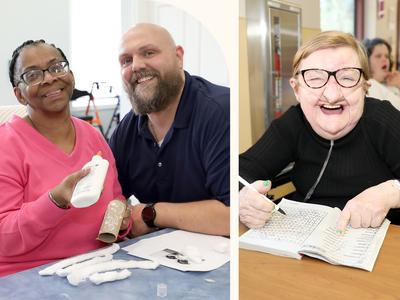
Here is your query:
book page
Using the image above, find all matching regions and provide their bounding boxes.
[239,199,332,259]
[300,208,390,271]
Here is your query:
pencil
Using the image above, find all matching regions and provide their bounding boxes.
[239,176,286,215]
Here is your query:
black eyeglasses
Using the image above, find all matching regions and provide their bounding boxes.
[297,67,364,89]
[18,61,69,86]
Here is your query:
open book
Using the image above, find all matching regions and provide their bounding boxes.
[239,199,390,271]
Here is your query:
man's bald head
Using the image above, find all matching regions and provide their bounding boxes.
[118,23,185,115]
[122,23,176,49]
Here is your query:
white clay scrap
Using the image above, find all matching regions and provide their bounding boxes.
[67,259,159,286]
[183,245,203,264]
[89,269,131,285]
[56,254,113,277]
[38,243,120,276]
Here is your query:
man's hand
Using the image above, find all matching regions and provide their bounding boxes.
[337,180,400,231]
[239,180,275,228]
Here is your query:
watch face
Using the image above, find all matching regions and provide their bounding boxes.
[142,204,156,227]
[142,205,155,222]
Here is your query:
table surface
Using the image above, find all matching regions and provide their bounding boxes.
[239,223,400,300]
[0,229,229,300]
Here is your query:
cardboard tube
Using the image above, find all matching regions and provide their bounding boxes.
[98,200,126,243]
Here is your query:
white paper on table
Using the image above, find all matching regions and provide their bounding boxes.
[122,230,230,272]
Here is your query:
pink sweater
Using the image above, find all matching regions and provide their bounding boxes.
[0,116,124,277]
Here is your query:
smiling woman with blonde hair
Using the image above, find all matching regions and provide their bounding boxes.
[239,31,400,231]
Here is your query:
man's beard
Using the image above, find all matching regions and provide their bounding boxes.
[125,68,184,115]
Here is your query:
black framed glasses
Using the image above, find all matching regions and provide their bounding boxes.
[297,67,364,89]
[18,61,70,86]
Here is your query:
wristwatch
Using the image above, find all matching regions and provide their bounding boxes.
[141,203,157,228]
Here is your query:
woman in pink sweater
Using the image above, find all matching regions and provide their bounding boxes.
[0,40,127,277]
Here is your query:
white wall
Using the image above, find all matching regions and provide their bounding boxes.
[0,0,70,106]
[70,0,122,94]
[239,0,246,17]
[364,0,377,38]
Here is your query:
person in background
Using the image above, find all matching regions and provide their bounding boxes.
[0,40,128,277]
[239,31,400,231]
[363,37,400,110]
[110,23,230,237]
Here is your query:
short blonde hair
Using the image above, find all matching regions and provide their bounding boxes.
[292,31,369,80]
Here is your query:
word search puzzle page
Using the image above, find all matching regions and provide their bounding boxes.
[239,199,332,259]
[300,208,390,270]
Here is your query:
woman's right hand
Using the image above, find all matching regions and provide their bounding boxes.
[239,180,275,228]
[386,71,400,88]
[49,168,90,208]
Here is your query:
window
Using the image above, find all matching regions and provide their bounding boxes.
[320,0,355,34]
[70,0,121,108]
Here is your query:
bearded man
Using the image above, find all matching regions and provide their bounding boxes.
[109,23,230,237]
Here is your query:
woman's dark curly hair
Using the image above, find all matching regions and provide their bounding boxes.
[362,38,393,70]
[9,39,69,87]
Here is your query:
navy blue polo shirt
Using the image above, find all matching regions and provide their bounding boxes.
[109,71,230,206]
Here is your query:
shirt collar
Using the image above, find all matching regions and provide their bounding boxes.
[173,71,193,129]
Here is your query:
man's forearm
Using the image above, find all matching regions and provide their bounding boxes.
[154,199,230,236]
